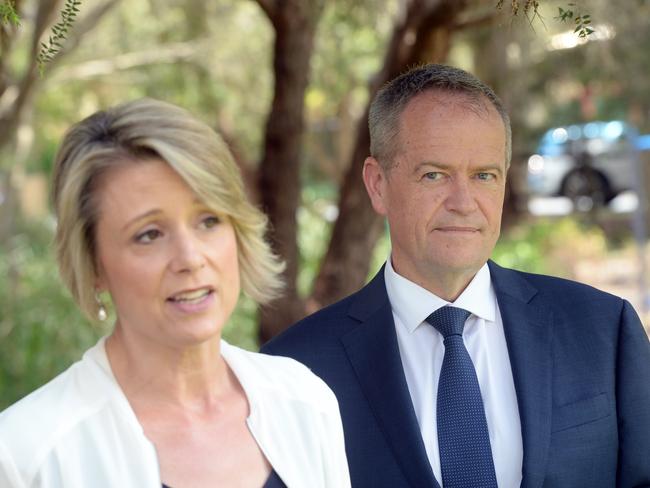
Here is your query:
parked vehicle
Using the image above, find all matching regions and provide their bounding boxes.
[527,121,638,209]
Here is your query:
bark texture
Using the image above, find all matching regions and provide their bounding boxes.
[256,0,325,342]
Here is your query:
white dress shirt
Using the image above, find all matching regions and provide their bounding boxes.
[0,338,350,488]
[385,259,523,488]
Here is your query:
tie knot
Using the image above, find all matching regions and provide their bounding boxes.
[425,306,471,338]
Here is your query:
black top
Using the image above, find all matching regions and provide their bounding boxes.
[162,469,286,488]
[262,469,287,488]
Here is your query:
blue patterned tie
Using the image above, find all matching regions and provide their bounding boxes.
[426,306,497,488]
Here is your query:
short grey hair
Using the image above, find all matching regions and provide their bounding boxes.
[368,64,512,169]
[52,98,284,321]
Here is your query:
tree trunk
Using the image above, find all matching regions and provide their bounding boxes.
[256,0,324,343]
[309,0,468,311]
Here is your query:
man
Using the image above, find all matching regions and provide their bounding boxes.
[262,64,650,487]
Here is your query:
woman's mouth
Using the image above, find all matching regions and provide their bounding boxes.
[166,287,215,313]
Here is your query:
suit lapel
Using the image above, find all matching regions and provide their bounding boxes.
[489,261,553,488]
[341,269,440,488]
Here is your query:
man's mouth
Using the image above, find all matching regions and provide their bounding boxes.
[436,226,479,232]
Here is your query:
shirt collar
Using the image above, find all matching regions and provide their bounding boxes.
[384,256,496,333]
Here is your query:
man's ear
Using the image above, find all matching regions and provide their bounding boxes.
[362,156,388,216]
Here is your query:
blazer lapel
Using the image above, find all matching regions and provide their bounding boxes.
[341,269,440,488]
[489,261,553,488]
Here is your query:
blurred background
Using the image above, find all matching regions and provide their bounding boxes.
[1,0,649,408]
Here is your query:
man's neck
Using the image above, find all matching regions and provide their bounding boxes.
[389,257,481,302]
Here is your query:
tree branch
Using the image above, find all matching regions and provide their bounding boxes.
[0,0,60,150]
[47,41,203,82]
[0,0,121,151]
[453,10,498,31]
[46,0,123,72]
[31,0,61,57]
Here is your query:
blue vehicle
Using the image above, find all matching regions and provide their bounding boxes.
[527,121,640,206]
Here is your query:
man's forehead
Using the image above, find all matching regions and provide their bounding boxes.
[402,89,498,120]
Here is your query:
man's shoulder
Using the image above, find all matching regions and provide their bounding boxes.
[491,260,624,302]
[490,261,632,326]
[262,292,358,355]
[260,271,390,361]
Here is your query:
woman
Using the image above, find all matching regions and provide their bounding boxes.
[0,99,350,488]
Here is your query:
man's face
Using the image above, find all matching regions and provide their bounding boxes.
[364,91,507,297]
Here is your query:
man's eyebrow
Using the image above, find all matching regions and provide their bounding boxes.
[413,161,505,176]
[412,161,449,173]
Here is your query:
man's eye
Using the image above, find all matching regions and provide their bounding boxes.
[476,172,496,181]
[135,229,162,244]
[201,215,221,229]
[424,172,442,180]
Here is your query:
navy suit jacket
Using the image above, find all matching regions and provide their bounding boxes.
[262,261,650,488]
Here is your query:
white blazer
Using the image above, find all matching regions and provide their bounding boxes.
[0,338,351,488]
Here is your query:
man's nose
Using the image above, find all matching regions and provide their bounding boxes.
[445,177,478,214]
[170,232,206,273]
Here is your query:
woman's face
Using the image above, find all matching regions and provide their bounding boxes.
[94,158,240,348]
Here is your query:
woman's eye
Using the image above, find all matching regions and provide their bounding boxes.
[135,229,162,244]
[201,215,221,229]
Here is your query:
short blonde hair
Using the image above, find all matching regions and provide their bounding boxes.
[369,64,512,169]
[52,98,284,321]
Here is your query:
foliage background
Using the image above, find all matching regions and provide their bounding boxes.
[1,0,649,409]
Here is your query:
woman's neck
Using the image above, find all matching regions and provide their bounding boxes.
[105,324,232,412]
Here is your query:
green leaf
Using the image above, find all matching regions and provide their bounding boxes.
[37,0,83,72]
[555,7,574,22]
[0,2,21,26]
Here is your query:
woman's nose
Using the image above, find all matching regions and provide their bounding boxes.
[170,232,206,273]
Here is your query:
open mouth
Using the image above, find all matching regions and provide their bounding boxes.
[167,288,214,304]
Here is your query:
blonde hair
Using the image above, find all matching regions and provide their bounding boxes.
[52,98,284,321]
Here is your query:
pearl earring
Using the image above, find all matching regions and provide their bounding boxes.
[95,291,107,321]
